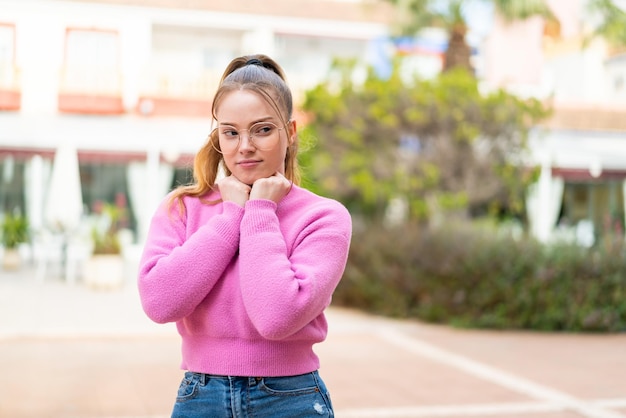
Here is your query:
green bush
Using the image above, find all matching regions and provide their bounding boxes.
[333,220,626,332]
[1,213,29,249]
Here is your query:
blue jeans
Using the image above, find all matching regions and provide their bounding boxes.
[171,370,334,417]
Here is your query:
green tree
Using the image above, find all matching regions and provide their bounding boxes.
[586,0,626,48]
[300,59,550,222]
[386,0,556,73]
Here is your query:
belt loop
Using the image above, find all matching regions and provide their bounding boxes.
[200,373,209,385]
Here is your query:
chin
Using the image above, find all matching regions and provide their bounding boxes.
[233,166,281,185]
[234,172,261,186]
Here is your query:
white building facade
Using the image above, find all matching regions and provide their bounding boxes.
[1,0,625,267]
[0,0,392,248]
[482,0,626,245]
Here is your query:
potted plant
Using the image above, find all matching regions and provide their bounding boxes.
[1,212,29,270]
[84,201,126,290]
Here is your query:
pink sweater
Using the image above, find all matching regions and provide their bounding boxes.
[138,185,352,377]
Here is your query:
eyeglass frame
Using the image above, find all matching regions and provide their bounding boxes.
[210,120,292,155]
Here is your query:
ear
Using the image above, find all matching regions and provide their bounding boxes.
[287,119,297,145]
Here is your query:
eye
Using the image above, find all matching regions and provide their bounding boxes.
[220,126,239,139]
[251,123,276,137]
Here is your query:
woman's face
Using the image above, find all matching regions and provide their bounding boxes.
[215,90,294,186]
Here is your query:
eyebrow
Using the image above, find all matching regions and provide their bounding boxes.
[218,117,276,127]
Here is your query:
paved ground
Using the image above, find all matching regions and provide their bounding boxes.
[1,265,626,418]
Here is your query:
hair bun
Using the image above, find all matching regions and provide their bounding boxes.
[245,58,263,67]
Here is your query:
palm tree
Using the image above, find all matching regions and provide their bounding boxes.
[387,0,556,73]
[586,0,626,50]
[443,1,472,73]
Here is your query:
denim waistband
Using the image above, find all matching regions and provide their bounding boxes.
[190,373,258,385]
[188,371,318,386]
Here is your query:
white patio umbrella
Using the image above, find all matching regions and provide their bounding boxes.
[44,142,84,233]
[25,154,47,232]
[41,142,84,281]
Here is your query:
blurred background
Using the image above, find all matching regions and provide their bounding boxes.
[1,1,626,417]
[0,0,625,318]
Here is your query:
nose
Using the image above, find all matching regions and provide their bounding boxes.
[238,130,255,152]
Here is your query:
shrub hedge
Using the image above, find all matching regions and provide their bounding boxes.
[333,220,626,332]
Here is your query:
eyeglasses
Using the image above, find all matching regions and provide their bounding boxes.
[211,121,285,154]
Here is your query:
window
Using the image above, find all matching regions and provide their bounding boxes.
[0,156,25,215]
[0,23,20,110]
[59,28,123,114]
[0,23,15,76]
[80,163,135,234]
[63,28,120,92]
[560,181,625,238]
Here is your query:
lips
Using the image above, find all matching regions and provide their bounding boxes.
[237,159,262,168]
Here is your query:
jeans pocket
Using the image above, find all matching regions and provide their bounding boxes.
[257,373,334,416]
[259,373,320,397]
[176,372,200,402]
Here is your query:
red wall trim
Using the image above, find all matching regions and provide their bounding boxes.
[58,93,125,115]
[0,146,193,167]
[0,90,21,111]
[552,167,626,181]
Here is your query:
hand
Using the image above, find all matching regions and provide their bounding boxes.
[249,172,292,204]
[216,175,251,207]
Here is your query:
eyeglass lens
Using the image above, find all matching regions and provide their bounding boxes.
[216,122,281,153]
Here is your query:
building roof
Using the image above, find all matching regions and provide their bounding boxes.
[61,0,395,24]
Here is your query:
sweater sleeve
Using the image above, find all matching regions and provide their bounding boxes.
[238,198,352,340]
[137,196,244,324]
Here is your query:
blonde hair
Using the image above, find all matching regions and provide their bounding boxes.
[169,54,300,211]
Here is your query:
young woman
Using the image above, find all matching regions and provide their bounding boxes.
[137,54,352,417]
